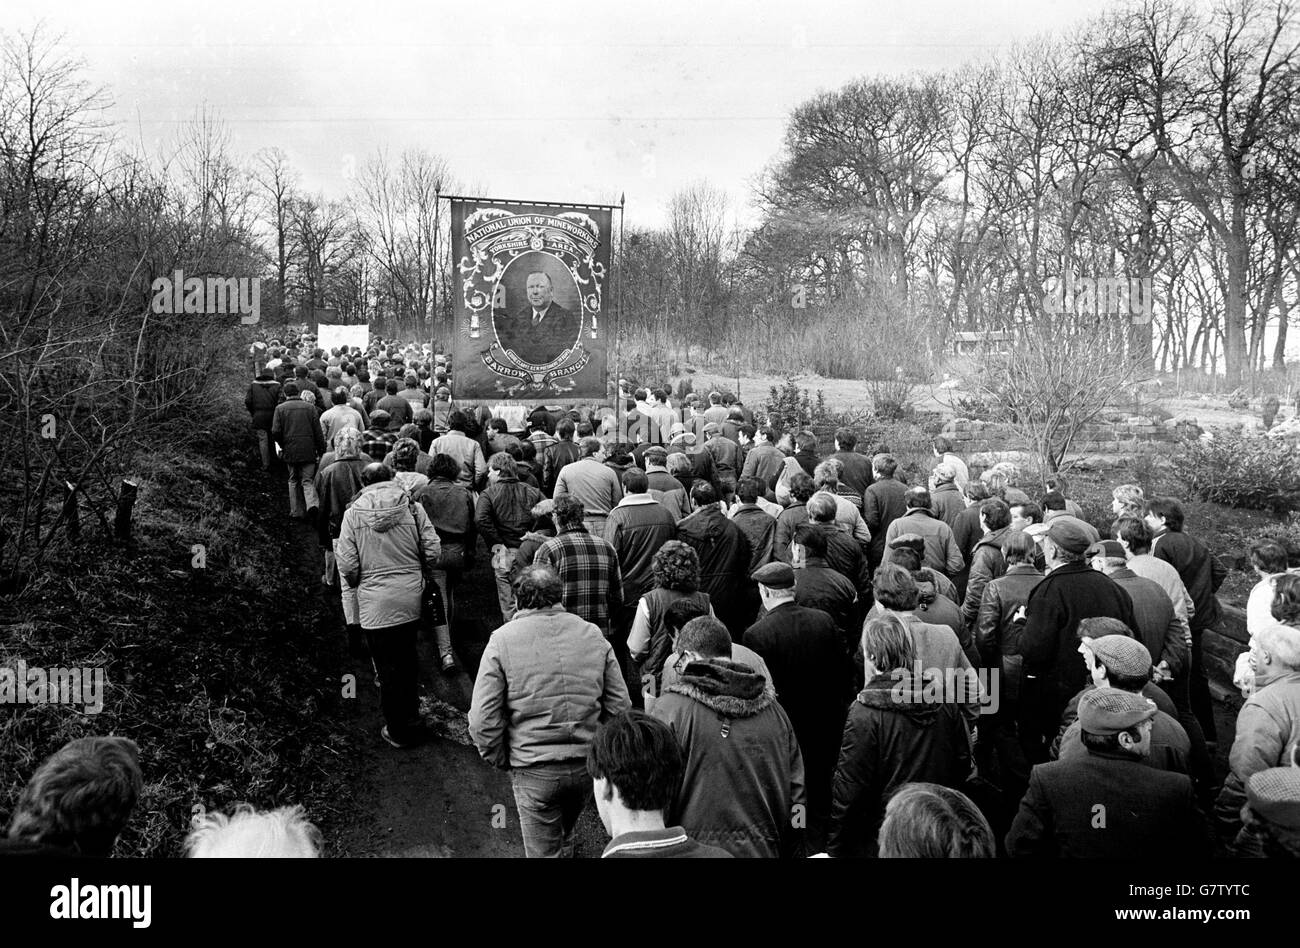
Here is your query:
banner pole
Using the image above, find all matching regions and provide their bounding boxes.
[431,188,440,351]
[617,192,626,412]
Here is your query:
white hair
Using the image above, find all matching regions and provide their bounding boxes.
[1256,624,1300,672]
[186,804,322,858]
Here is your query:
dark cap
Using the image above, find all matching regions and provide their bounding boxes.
[1047,519,1093,555]
[751,562,796,589]
[1086,540,1127,560]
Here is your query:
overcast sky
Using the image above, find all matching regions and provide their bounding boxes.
[11,0,1118,228]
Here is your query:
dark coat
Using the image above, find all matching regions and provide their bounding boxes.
[605,496,678,604]
[793,561,859,646]
[975,564,1044,697]
[929,481,965,529]
[829,451,874,495]
[773,503,809,565]
[676,505,754,637]
[795,448,819,477]
[245,378,282,429]
[743,602,853,823]
[1006,750,1211,858]
[1021,562,1136,733]
[862,476,908,568]
[474,476,544,549]
[314,457,367,544]
[1110,568,1188,678]
[652,658,806,859]
[961,527,1010,631]
[952,503,984,566]
[730,504,777,573]
[1153,530,1226,632]
[271,398,325,464]
[827,671,973,858]
[542,439,581,497]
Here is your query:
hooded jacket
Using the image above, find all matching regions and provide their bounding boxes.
[245,378,282,429]
[827,671,974,858]
[335,481,441,630]
[1215,669,1300,852]
[652,657,806,858]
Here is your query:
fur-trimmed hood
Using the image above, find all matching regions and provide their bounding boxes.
[665,657,775,718]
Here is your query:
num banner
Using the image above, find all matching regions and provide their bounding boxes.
[450,199,611,399]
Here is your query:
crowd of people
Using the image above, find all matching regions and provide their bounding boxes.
[6,333,1299,860]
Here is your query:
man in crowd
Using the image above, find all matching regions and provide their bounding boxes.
[960,497,1011,638]
[728,476,777,573]
[884,487,963,577]
[245,367,282,471]
[1216,575,1300,854]
[651,616,806,858]
[828,428,873,496]
[1020,520,1137,761]
[1086,540,1187,693]
[774,471,815,566]
[588,712,731,858]
[803,493,872,599]
[3,737,142,857]
[336,463,441,748]
[321,387,365,449]
[791,522,860,648]
[701,422,741,502]
[375,379,413,430]
[928,462,965,529]
[675,481,755,638]
[863,453,908,572]
[1007,687,1210,858]
[744,561,852,852]
[643,447,689,519]
[469,564,630,858]
[1146,497,1227,743]
[931,435,969,491]
[477,452,545,623]
[554,437,623,536]
[431,410,487,491]
[534,495,624,639]
[271,381,326,520]
[741,426,787,493]
[542,417,581,497]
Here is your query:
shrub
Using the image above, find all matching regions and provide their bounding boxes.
[1174,434,1300,514]
[763,377,833,436]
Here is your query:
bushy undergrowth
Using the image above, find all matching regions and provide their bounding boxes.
[1174,433,1300,515]
[0,386,358,856]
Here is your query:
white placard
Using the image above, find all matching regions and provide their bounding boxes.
[317,323,369,352]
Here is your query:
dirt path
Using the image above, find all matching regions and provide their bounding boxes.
[258,484,606,859]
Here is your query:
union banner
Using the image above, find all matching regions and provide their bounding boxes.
[449,198,612,400]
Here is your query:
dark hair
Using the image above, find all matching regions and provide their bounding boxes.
[652,540,700,592]
[1002,530,1038,566]
[690,481,717,507]
[798,522,830,557]
[331,387,348,405]
[1042,490,1066,512]
[1045,474,1068,494]
[964,481,990,502]
[1146,497,1185,532]
[737,476,764,504]
[806,493,837,524]
[932,436,954,454]
[835,427,857,450]
[872,454,898,478]
[676,616,731,658]
[892,546,923,574]
[519,440,537,463]
[514,564,564,609]
[1080,730,1140,755]
[447,409,469,433]
[796,430,818,452]
[488,452,518,478]
[551,495,586,531]
[392,438,420,471]
[282,381,300,397]
[1012,501,1043,524]
[664,597,710,635]
[7,736,142,857]
[758,426,775,443]
[905,487,931,510]
[878,783,995,859]
[579,437,602,458]
[386,380,400,395]
[739,423,756,441]
[489,417,508,434]
[874,563,920,611]
[429,453,460,481]
[586,712,683,813]
[788,471,816,504]
[1113,516,1152,554]
[980,498,1011,531]
[361,463,393,486]
[1272,573,1300,626]
[556,418,576,439]
[623,468,649,493]
[1250,540,1290,575]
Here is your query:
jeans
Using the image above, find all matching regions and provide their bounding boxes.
[365,621,422,744]
[425,568,454,660]
[509,760,592,858]
[287,461,319,517]
[493,564,516,624]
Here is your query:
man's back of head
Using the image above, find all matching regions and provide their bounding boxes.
[7,736,142,857]
[676,616,732,660]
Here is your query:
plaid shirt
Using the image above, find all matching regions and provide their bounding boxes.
[533,526,623,631]
[361,428,396,462]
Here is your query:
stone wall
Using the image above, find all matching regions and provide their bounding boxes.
[943,415,1186,458]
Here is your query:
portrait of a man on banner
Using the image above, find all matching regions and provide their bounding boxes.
[451,201,612,400]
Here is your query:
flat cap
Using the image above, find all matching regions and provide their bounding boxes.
[1047,518,1093,555]
[1247,766,1300,829]
[1078,687,1157,736]
[703,422,722,435]
[751,561,796,589]
[1086,540,1127,560]
[888,533,926,554]
[1088,634,1152,679]
[933,462,957,483]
